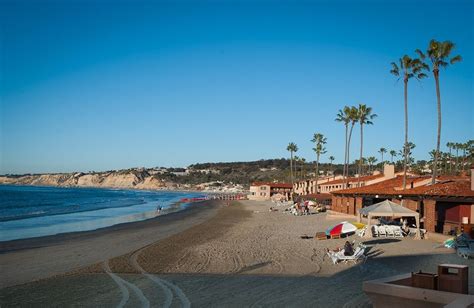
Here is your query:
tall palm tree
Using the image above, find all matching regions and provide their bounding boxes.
[416,40,462,184]
[335,107,351,186]
[356,104,377,187]
[378,147,387,164]
[311,133,327,193]
[286,142,298,186]
[294,155,300,181]
[390,55,428,189]
[389,150,397,163]
[346,106,359,187]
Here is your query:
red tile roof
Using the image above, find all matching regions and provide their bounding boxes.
[321,173,384,186]
[331,175,474,198]
[251,182,293,189]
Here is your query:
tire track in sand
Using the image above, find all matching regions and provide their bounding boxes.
[130,248,191,308]
[103,260,150,308]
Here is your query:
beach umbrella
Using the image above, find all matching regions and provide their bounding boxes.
[325,221,363,236]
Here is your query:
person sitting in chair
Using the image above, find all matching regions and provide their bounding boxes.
[344,241,354,256]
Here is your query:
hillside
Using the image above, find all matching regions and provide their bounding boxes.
[0,159,344,190]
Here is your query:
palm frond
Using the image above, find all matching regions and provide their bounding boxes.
[439,60,449,68]
[390,69,399,76]
[417,73,428,79]
[450,55,462,64]
[441,40,455,58]
[415,49,425,60]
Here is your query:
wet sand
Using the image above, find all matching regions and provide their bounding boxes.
[1,200,473,307]
[0,200,219,288]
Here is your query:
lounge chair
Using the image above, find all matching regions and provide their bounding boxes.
[386,226,395,237]
[378,226,386,237]
[393,227,402,237]
[326,243,367,264]
[357,227,367,237]
[371,226,379,237]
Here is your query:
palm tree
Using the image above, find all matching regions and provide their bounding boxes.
[454,142,462,173]
[335,107,351,186]
[400,142,416,169]
[446,142,454,174]
[389,150,397,163]
[416,40,462,184]
[301,157,306,179]
[328,155,335,176]
[294,155,300,180]
[367,156,378,173]
[356,104,377,187]
[460,143,468,172]
[390,55,428,189]
[286,142,298,186]
[346,106,359,186]
[378,147,387,164]
[311,133,327,193]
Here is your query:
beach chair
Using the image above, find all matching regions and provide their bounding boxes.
[386,226,395,237]
[326,244,367,265]
[393,226,402,237]
[357,226,367,237]
[378,225,386,237]
[371,225,379,237]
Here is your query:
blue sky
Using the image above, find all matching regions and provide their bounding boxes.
[1,0,473,174]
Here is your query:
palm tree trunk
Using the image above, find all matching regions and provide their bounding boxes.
[346,124,355,188]
[456,149,459,173]
[343,124,348,185]
[431,70,441,184]
[403,78,408,190]
[290,152,294,186]
[449,147,452,174]
[315,154,320,194]
[358,124,363,187]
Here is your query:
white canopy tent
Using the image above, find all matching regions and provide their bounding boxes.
[357,199,421,239]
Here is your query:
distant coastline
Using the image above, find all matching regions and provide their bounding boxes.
[0,167,248,194]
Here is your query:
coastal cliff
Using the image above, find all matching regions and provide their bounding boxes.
[0,170,170,190]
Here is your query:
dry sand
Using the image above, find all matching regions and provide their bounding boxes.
[1,200,473,307]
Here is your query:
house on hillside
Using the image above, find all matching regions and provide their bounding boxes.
[248,182,293,201]
[330,168,474,236]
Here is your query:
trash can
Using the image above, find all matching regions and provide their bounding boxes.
[437,264,468,294]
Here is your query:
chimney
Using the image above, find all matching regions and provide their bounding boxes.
[383,164,395,179]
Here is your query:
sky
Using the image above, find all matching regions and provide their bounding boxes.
[1,0,473,174]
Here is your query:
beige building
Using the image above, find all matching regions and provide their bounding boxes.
[294,164,401,196]
[248,182,293,201]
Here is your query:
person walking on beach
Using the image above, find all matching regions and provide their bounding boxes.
[156,204,163,215]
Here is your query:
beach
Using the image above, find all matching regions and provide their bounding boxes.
[1,200,473,307]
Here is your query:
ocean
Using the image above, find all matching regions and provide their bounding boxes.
[0,185,204,241]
